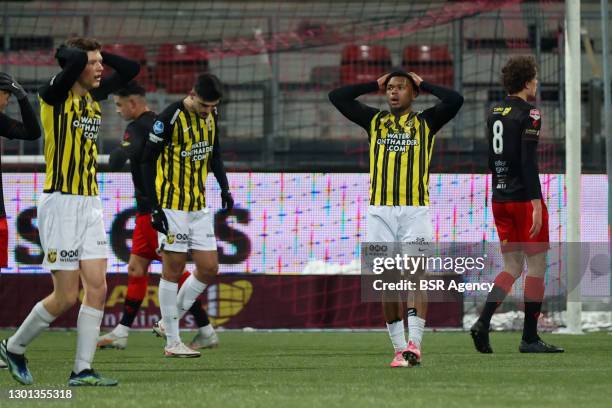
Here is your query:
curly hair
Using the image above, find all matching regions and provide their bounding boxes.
[501,56,537,94]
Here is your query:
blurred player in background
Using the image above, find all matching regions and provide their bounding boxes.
[329,70,463,367]
[0,37,139,386]
[0,73,41,270]
[470,55,563,354]
[97,81,218,350]
[0,72,41,369]
[141,73,233,357]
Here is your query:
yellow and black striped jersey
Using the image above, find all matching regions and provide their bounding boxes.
[39,90,101,195]
[369,111,434,206]
[147,100,217,211]
[38,47,139,196]
[328,80,464,206]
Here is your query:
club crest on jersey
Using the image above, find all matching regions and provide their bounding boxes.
[153,120,164,134]
[529,109,540,121]
[47,249,57,263]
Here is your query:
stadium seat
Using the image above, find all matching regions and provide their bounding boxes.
[102,43,155,91]
[340,44,392,85]
[402,45,454,86]
[154,43,209,94]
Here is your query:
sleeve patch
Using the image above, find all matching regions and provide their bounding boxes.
[529,109,540,121]
[149,132,164,143]
[153,120,164,134]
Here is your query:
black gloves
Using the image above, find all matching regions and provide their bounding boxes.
[221,190,234,211]
[0,72,27,100]
[151,207,169,235]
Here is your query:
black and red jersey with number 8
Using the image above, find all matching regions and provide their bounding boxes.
[486,96,542,202]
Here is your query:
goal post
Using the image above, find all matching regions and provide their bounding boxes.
[564,0,582,334]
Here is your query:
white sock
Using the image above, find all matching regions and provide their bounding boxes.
[112,324,130,337]
[73,305,103,374]
[408,316,426,348]
[198,324,215,337]
[176,274,207,320]
[159,279,180,345]
[7,302,56,354]
[386,320,407,352]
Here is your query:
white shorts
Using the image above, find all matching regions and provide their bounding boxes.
[38,192,107,271]
[158,208,217,253]
[366,206,433,244]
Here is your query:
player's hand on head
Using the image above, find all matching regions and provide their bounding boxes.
[54,45,68,66]
[407,72,423,87]
[376,73,391,91]
[0,72,27,100]
[151,207,169,235]
[221,190,234,212]
[54,45,85,67]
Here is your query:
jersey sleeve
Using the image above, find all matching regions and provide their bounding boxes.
[38,47,88,105]
[522,107,542,142]
[0,97,41,141]
[90,52,140,101]
[209,113,230,191]
[145,105,176,153]
[418,81,464,136]
[328,82,380,131]
[520,108,543,199]
[140,104,178,208]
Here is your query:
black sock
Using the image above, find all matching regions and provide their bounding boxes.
[189,299,210,327]
[522,302,542,342]
[478,286,509,328]
[120,298,143,327]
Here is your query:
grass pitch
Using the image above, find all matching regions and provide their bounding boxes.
[0,330,610,408]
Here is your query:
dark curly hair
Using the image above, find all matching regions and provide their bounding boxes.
[501,56,537,94]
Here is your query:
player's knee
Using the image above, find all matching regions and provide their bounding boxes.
[55,288,79,311]
[200,261,219,276]
[193,263,218,283]
[85,280,107,304]
[128,263,146,277]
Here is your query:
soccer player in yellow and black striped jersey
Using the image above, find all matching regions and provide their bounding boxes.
[141,73,232,357]
[329,71,463,367]
[0,37,139,387]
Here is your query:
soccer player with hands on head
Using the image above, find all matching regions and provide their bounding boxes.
[329,69,463,367]
[0,37,139,386]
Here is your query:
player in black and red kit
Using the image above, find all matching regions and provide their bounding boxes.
[0,73,41,270]
[470,56,563,354]
[97,81,218,350]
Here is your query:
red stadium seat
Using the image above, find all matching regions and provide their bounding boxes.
[102,43,155,91]
[340,44,392,85]
[402,45,454,87]
[155,43,209,94]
